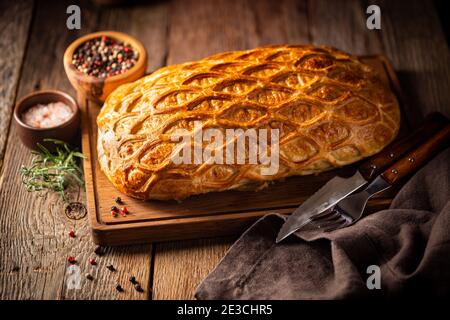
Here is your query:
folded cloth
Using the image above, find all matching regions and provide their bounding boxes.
[195,148,450,299]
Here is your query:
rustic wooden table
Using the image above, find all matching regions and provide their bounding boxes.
[0,0,449,300]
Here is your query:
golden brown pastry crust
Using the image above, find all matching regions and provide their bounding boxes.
[97,45,400,200]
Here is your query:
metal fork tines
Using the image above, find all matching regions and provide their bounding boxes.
[303,176,391,233]
[307,207,353,232]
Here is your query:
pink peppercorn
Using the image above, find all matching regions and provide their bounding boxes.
[68,256,76,264]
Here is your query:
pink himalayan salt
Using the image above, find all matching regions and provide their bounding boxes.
[22,102,73,128]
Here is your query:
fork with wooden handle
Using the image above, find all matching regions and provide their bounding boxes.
[305,123,450,233]
[358,112,448,180]
[276,113,449,242]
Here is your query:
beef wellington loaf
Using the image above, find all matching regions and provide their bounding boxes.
[97,45,400,200]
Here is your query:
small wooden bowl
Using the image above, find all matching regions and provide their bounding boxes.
[14,90,80,150]
[63,31,147,103]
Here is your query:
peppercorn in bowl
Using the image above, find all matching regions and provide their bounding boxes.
[63,31,147,102]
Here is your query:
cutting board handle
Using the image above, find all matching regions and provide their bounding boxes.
[359,112,449,181]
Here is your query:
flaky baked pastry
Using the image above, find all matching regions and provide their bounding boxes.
[97,45,400,200]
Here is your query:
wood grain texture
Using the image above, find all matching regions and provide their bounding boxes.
[0,0,33,172]
[152,237,233,300]
[0,0,169,300]
[381,124,450,184]
[0,0,94,300]
[307,0,413,137]
[96,0,169,73]
[154,0,450,299]
[358,112,450,181]
[376,0,450,125]
[308,0,383,55]
[0,0,449,300]
[152,0,312,300]
[83,55,401,245]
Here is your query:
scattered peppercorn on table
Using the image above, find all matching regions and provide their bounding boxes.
[0,0,449,300]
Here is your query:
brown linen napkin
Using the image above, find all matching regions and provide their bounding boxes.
[195,148,450,299]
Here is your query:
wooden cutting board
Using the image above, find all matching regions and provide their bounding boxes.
[79,55,409,246]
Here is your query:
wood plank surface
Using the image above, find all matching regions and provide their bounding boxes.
[153,0,449,299]
[0,0,33,172]
[0,0,448,300]
[83,54,400,247]
[0,0,168,300]
[377,0,450,124]
[0,0,93,300]
[152,237,232,300]
[152,0,312,300]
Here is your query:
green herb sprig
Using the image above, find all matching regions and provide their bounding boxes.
[20,139,84,201]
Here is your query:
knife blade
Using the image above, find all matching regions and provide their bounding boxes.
[276,112,448,243]
[276,170,367,242]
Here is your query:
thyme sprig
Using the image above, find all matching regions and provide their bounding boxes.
[20,139,84,201]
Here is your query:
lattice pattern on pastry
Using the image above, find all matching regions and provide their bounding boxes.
[97,45,400,200]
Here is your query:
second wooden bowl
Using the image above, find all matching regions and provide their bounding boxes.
[63,31,147,103]
[14,90,80,150]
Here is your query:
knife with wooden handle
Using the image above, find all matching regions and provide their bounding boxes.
[322,122,450,232]
[381,123,450,184]
[359,112,449,180]
[276,112,449,243]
